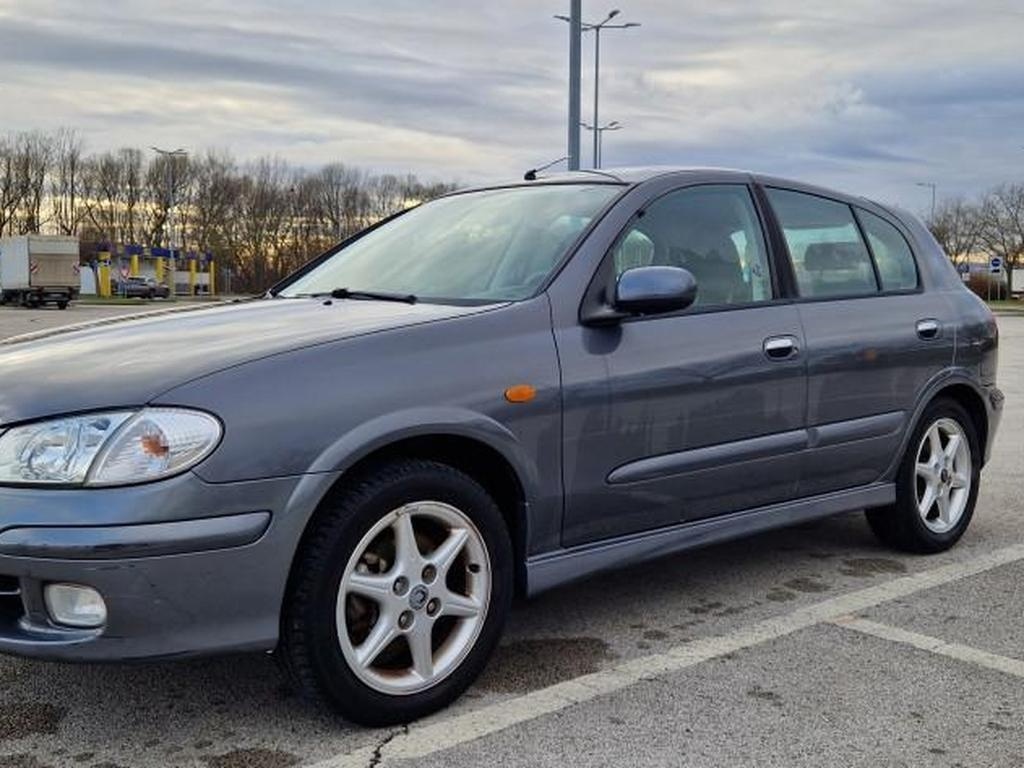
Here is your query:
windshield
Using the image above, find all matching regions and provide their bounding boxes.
[279,184,622,302]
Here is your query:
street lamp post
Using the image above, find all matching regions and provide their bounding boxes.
[916,181,937,221]
[151,146,187,297]
[556,8,639,169]
[581,120,622,168]
[567,0,582,171]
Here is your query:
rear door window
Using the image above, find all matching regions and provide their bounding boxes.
[766,188,878,299]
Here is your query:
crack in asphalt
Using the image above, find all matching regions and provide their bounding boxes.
[367,724,408,768]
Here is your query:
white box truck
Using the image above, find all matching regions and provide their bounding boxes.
[0,235,80,309]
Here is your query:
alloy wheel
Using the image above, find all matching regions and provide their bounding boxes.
[915,417,972,534]
[336,501,491,695]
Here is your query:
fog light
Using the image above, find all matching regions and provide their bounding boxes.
[44,583,107,629]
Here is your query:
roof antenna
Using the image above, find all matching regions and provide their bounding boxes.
[524,156,569,181]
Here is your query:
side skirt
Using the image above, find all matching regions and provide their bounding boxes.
[525,483,894,596]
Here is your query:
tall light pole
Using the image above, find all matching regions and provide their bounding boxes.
[581,120,622,168]
[567,1,582,171]
[556,8,639,168]
[151,146,187,297]
[916,181,937,221]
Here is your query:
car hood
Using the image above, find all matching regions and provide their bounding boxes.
[0,298,493,426]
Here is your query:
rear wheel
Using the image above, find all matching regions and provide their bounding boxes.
[279,459,512,725]
[57,301,68,310]
[866,398,980,553]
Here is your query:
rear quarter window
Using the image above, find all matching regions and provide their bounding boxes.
[858,209,919,291]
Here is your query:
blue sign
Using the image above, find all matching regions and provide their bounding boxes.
[991,257,1003,274]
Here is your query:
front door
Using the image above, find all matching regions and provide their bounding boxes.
[554,183,808,546]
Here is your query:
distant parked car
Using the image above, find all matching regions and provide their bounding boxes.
[0,167,1003,726]
[115,276,170,299]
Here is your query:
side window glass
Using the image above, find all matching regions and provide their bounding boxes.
[613,229,655,274]
[610,185,772,308]
[766,188,878,299]
[859,210,918,291]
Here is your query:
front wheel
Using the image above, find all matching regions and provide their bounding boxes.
[279,459,512,725]
[866,398,980,553]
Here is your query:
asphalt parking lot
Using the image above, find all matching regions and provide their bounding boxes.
[0,303,1022,768]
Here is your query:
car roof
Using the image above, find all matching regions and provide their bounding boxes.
[469,165,885,212]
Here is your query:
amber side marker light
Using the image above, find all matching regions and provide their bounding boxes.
[504,384,537,403]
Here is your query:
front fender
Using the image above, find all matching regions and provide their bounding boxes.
[279,407,543,596]
[304,406,542,506]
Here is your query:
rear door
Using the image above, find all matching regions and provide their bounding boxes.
[553,182,808,546]
[762,186,955,496]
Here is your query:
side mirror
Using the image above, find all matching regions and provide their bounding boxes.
[614,266,698,316]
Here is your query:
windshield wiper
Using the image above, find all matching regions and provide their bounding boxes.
[310,287,418,304]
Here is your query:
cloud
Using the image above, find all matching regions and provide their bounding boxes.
[0,0,1022,209]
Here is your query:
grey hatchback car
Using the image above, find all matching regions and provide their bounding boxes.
[0,168,1001,725]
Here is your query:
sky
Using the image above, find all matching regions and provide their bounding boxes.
[1,0,1022,212]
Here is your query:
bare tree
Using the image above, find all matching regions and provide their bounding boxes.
[141,152,192,247]
[367,173,406,222]
[118,148,144,244]
[233,157,290,289]
[81,151,123,243]
[928,198,983,267]
[187,150,239,255]
[977,184,1024,295]
[0,127,458,292]
[49,128,86,236]
[13,132,53,234]
[312,163,367,241]
[0,137,21,238]
[284,172,332,274]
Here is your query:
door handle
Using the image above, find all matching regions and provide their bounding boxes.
[916,319,940,340]
[763,335,798,360]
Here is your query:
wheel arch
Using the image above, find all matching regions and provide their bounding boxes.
[932,383,988,460]
[886,373,991,480]
[287,412,536,600]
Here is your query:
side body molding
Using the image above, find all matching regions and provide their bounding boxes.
[607,411,904,486]
[608,429,807,484]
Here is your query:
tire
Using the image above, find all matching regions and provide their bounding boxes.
[57,301,68,310]
[279,459,513,726]
[866,398,981,553]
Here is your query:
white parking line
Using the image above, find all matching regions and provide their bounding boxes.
[831,616,1024,679]
[313,541,1024,768]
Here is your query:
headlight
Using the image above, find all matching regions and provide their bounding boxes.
[0,408,222,487]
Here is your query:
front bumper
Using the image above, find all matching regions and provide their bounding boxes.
[0,470,336,661]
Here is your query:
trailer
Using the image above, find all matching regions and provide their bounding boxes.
[0,235,80,309]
